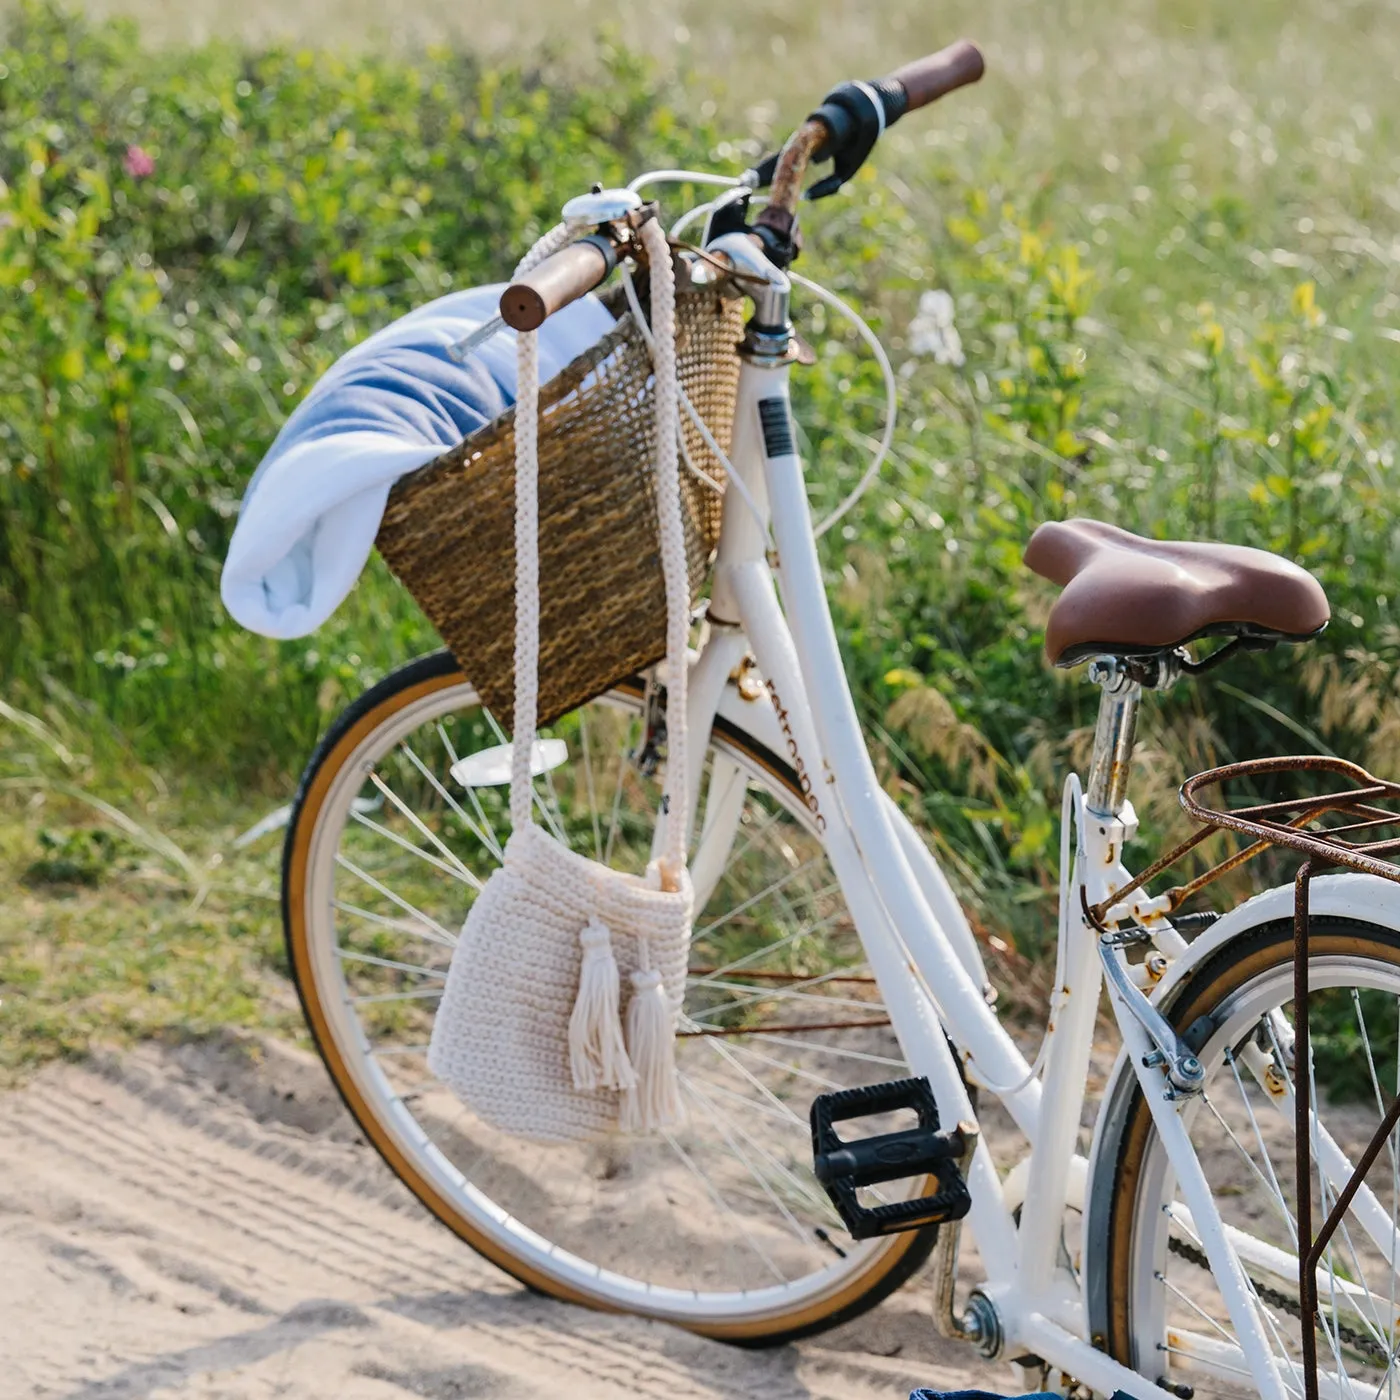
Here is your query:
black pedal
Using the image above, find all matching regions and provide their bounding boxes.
[810,1076,973,1240]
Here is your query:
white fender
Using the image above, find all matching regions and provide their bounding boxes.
[715,673,786,759]
[1145,871,1400,1008]
[1086,871,1400,1212]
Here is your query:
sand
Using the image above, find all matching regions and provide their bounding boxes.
[0,1033,1003,1399]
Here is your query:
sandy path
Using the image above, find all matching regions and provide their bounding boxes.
[0,1035,1003,1400]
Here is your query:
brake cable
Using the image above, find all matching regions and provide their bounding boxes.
[789,269,898,540]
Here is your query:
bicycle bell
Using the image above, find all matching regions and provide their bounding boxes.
[561,186,643,227]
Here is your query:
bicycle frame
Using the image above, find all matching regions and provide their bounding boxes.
[668,259,1291,1399]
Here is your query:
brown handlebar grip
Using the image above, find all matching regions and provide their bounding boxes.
[886,40,984,114]
[499,237,616,332]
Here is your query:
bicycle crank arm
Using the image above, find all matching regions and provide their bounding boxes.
[1098,934,1205,1096]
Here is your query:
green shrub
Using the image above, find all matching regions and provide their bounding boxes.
[5,2,1400,952]
[0,2,711,782]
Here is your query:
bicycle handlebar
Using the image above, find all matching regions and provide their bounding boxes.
[754,39,983,249]
[499,232,623,331]
[884,40,984,118]
[498,39,984,328]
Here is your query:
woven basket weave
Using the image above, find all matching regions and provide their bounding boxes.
[376,283,745,731]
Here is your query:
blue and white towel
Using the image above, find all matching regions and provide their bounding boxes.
[220,285,614,638]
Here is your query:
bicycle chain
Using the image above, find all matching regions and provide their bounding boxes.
[1168,1236,1390,1368]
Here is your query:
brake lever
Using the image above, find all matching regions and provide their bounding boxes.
[744,151,782,190]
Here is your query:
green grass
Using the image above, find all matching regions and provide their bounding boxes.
[0,696,295,1080]
[0,837,295,1083]
[4,0,1400,1068]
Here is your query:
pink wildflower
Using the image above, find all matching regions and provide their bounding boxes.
[123,145,155,180]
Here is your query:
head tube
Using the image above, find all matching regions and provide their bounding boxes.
[705,231,791,332]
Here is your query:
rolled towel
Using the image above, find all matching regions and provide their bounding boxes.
[220,285,614,638]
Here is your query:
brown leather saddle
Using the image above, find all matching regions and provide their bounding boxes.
[1024,519,1330,667]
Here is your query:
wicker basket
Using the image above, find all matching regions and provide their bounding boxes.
[375,283,745,731]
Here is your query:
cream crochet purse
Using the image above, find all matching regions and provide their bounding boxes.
[427,218,696,1143]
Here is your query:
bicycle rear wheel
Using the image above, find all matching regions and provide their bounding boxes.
[282,650,935,1342]
[1090,915,1400,1397]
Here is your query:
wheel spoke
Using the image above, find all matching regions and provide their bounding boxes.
[691,968,886,1019]
[350,806,482,890]
[350,987,443,1006]
[1202,1086,1300,1241]
[1159,1334,1280,1385]
[680,1077,824,1248]
[688,907,852,983]
[700,1036,810,1130]
[336,947,446,979]
[333,898,445,941]
[1158,1266,1243,1346]
[539,761,573,850]
[680,1077,838,1218]
[369,766,479,883]
[658,1128,790,1285]
[578,708,604,864]
[713,1036,849,1091]
[403,735,502,861]
[698,1030,904,1068]
[713,804,789,881]
[602,714,636,867]
[333,853,457,947]
[695,862,828,939]
[1230,1046,1302,1246]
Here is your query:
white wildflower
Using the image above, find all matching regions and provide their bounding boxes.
[908,288,965,366]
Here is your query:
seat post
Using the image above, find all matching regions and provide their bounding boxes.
[1085,657,1141,818]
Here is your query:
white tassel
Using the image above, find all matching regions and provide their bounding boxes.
[567,918,635,1092]
[620,967,684,1132]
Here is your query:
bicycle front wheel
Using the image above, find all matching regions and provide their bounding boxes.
[282,651,935,1342]
[1091,915,1400,1398]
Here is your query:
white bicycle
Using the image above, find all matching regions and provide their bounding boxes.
[282,42,1400,1400]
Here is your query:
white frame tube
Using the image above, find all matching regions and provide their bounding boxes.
[665,274,1301,1397]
